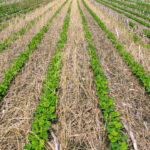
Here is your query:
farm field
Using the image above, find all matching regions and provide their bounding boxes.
[0,0,150,149]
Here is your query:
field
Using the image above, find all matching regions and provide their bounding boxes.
[0,0,150,149]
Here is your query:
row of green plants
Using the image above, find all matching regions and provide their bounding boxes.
[136,0,150,11]
[129,21,136,27]
[101,0,150,21]
[24,1,72,150]
[0,4,54,52]
[0,0,52,31]
[0,5,39,30]
[0,0,50,23]
[0,0,68,102]
[0,0,51,17]
[0,2,40,17]
[0,5,40,22]
[0,0,46,14]
[78,1,128,149]
[83,0,150,95]
[96,0,150,27]
[106,0,150,15]
[95,0,150,48]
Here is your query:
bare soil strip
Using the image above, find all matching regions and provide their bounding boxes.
[50,0,110,149]
[0,2,69,149]
[0,0,56,42]
[86,0,150,74]
[0,0,65,84]
[80,1,150,149]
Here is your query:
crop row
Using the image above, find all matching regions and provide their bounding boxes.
[106,0,150,15]
[95,0,150,27]
[0,0,68,102]
[0,2,41,17]
[0,5,40,22]
[101,0,150,22]
[78,0,128,149]
[0,4,54,52]
[24,1,71,150]
[84,0,150,95]
[0,0,50,23]
[0,0,46,14]
[0,2,48,31]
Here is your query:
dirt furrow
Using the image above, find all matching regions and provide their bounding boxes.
[0,2,69,149]
[50,0,110,149]
[80,1,150,149]
[86,0,150,74]
[0,0,65,84]
[0,0,57,42]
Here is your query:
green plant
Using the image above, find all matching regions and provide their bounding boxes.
[24,1,72,149]
[143,29,150,38]
[0,0,51,23]
[129,21,136,28]
[78,1,128,149]
[82,0,150,95]
[106,0,150,15]
[96,0,150,27]
[0,0,68,102]
[133,33,141,42]
[0,4,54,52]
[99,0,150,21]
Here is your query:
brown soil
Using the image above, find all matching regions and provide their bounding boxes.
[87,0,150,74]
[49,0,110,150]
[80,0,150,149]
[0,2,69,149]
[0,0,65,84]
[0,0,57,42]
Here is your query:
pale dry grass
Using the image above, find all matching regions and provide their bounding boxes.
[0,0,65,84]
[0,0,57,42]
[86,0,150,74]
[50,0,110,149]
[0,2,69,150]
[80,2,150,149]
